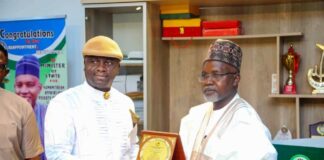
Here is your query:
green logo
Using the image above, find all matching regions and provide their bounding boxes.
[290,154,310,160]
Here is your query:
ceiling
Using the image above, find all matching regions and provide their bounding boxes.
[82,0,323,9]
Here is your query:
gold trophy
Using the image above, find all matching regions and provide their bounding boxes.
[307,44,324,94]
[282,44,300,94]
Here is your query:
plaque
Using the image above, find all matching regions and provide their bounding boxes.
[137,130,185,160]
[309,121,324,138]
[272,73,279,94]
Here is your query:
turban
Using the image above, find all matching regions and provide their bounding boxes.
[16,55,40,78]
[82,35,123,60]
[205,39,242,71]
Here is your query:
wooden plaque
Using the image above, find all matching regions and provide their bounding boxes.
[137,130,185,160]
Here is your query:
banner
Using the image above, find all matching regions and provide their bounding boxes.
[0,16,67,106]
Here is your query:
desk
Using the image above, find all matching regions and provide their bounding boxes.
[272,138,324,160]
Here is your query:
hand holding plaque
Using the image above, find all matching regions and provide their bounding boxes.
[282,44,300,94]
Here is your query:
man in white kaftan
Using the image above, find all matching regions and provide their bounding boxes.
[180,94,277,160]
[45,82,137,159]
[179,39,277,160]
[45,36,138,160]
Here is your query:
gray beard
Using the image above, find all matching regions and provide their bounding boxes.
[203,94,220,102]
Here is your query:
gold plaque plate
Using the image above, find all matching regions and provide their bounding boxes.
[137,130,185,160]
[140,137,172,160]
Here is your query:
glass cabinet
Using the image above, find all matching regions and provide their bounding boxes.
[84,2,147,134]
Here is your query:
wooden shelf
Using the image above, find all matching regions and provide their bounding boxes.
[162,30,305,138]
[269,93,324,139]
[126,91,144,100]
[269,94,324,98]
[162,32,303,41]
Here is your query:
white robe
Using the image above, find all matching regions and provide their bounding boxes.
[45,81,138,160]
[179,94,277,160]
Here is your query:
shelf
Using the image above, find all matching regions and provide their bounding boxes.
[269,94,324,98]
[162,32,303,41]
[126,91,143,100]
[120,59,143,66]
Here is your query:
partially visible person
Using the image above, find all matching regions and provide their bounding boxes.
[0,43,44,160]
[0,44,8,89]
[14,55,47,160]
[179,39,277,160]
[45,35,138,159]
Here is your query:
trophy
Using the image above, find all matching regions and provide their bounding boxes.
[307,44,324,94]
[282,44,300,94]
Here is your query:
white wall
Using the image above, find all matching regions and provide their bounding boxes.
[113,13,143,57]
[1,0,86,87]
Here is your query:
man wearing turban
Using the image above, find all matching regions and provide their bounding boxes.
[14,55,47,160]
[15,55,47,160]
[179,39,277,160]
[45,36,138,159]
[0,44,44,159]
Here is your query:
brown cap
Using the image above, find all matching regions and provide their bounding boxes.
[82,36,123,60]
[205,39,242,71]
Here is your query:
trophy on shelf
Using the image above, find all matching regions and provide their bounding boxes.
[282,44,300,94]
[307,44,324,94]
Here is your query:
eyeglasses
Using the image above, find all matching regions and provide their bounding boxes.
[198,72,237,82]
[0,64,7,71]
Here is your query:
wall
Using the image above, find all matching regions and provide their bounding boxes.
[113,13,143,56]
[1,0,86,87]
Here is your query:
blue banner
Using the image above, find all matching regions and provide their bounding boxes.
[0,16,67,105]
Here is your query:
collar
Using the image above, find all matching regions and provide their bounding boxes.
[226,93,240,107]
[214,93,240,112]
[82,81,115,100]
